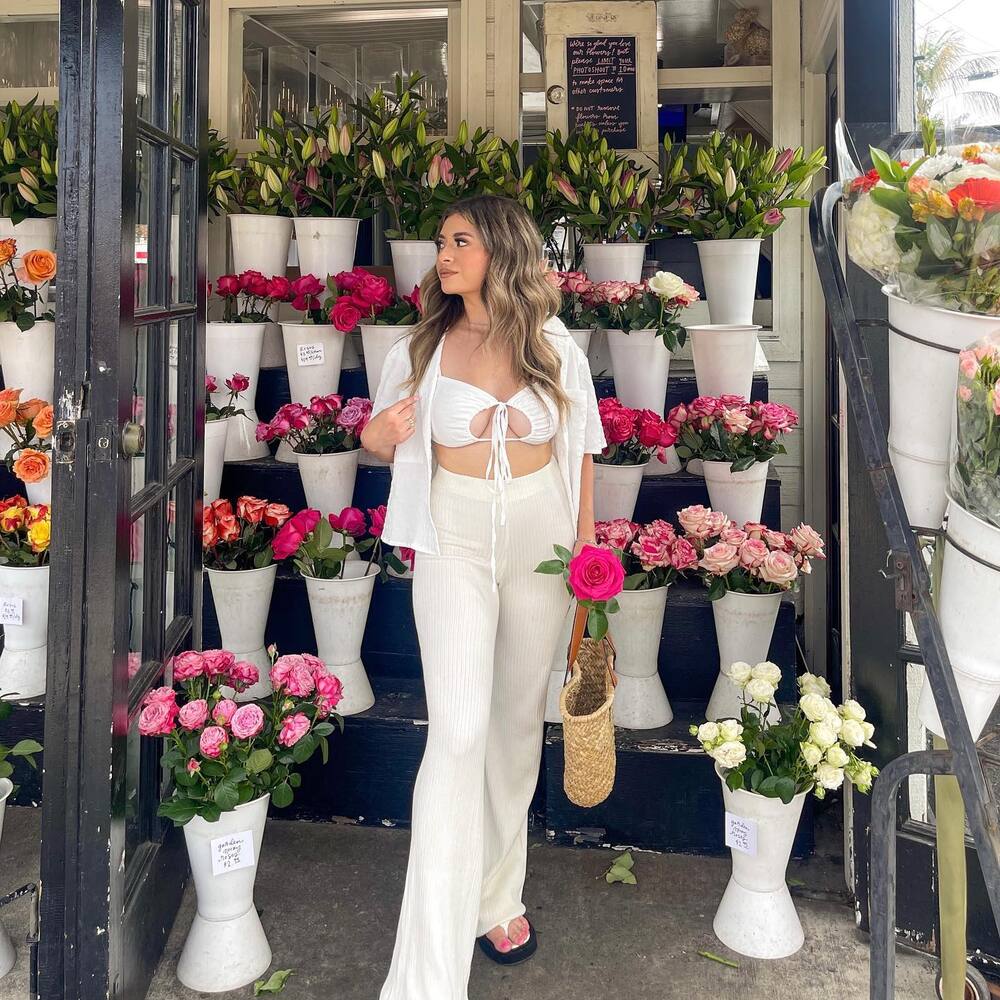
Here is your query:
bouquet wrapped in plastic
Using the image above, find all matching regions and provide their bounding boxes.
[838,120,1000,315]
[952,331,1000,526]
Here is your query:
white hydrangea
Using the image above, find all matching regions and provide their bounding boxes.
[696,722,720,744]
[719,719,744,742]
[711,740,748,769]
[798,672,831,698]
[800,693,831,722]
[724,661,753,686]
[809,720,839,749]
[745,678,776,704]
[816,763,846,791]
[751,661,782,686]
[913,153,964,179]
[826,745,850,768]
[840,700,866,723]
[800,742,824,768]
[846,192,903,277]
[840,719,866,747]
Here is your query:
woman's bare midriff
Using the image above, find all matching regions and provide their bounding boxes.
[433,439,553,479]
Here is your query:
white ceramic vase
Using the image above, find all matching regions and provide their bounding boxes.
[688,324,762,402]
[582,242,647,283]
[696,239,761,325]
[205,322,268,461]
[304,562,378,715]
[706,590,782,724]
[592,461,647,521]
[280,322,346,402]
[0,777,15,976]
[176,794,272,993]
[208,564,277,701]
[296,450,360,519]
[701,459,769,527]
[203,418,229,504]
[360,324,413,402]
[567,327,594,356]
[587,328,613,377]
[918,499,1000,740]
[229,214,292,279]
[0,564,49,699]
[293,217,359,279]
[0,217,56,305]
[0,320,54,403]
[884,288,1000,531]
[23,466,51,506]
[389,240,437,299]
[610,586,672,729]
[714,768,808,959]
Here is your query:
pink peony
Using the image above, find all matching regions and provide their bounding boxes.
[230,703,265,740]
[272,508,322,560]
[213,698,238,726]
[138,700,177,737]
[595,518,640,551]
[202,649,237,678]
[699,541,740,575]
[199,725,228,758]
[171,650,206,682]
[178,699,209,731]
[789,523,825,558]
[330,506,367,537]
[315,673,344,716]
[739,538,769,569]
[278,712,311,747]
[759,549,799,586]
[229,661,260,691]
[567,544,626,602]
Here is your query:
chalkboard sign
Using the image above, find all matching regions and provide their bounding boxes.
[565,35,638,149]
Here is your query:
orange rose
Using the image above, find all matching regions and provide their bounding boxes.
[32,405,53,439]
[0,506,24,532]
[0,388,21,428]
[12,448,50,484]
[24,503,48,524]
[21,249,56,285]
[0,239,15,267]
[16,397,46,422]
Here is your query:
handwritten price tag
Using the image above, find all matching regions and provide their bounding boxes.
[297,343,325,367]
[724,812,758,856]
[211,830,255,876]
[168,343,179,366]
[0,596,23,627]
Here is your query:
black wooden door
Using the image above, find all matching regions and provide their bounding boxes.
[38,0,208,997]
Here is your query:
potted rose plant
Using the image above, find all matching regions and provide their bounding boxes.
[256,393,371,519]
[0,495,50,698]
[141,647,342,992]
[692,666,875,959]
[203,497,292,698]
[678,505,825,721]
[0,390,52,503]
[543,269,595,355]
[669,395,798,524]
[203,372,249,503]
[0,239,56,402]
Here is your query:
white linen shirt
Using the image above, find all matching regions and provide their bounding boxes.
[370,315,607,555]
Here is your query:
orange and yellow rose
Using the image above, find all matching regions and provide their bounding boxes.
[24,503,47,524]
[12,448,50,484]
[0,505,24,532]
[32,405,53,439]
[0,388,21,428]
[0,239,16,268]
[18,249,56,286]
[16,397,46,422]
[27,517,50,553]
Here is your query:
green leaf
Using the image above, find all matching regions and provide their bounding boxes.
[869,146,903,184]
[10,739,42,757]
[926,216,957,261]
[272,781,293,808]
[604,850,637,885]
[698,950,739,969]
[776,776,797,805]
[534,559,565,575]
[213,781,240,812]
[247,748,274,774]
[869,185,912,220]
[553,543,573,563]
[291,734,316,764]
[253,969,294,995]
[729,455,758,473]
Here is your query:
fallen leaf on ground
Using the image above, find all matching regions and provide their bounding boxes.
[254,969,294,995]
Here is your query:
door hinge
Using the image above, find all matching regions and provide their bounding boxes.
[53,384,87,465]
[882,552,918,612]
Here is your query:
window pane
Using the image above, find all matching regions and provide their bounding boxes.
[138,0,156,123]
[655,0,771,70]
[0,16,58,88]
[131,326,149,496]
[170,0,190,140]
[268,45,310,123]
[135,140,153,310]
[129,512,148,655]
[169,155,195,304]
[166,486,178,631]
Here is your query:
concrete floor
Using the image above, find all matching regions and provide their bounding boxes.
[0,805,939,999]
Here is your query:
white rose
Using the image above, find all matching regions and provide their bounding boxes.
[816,763,845,791]
[840,719,866,747]
[696,722,720,745]
[861,721,876,746]
[848,761,875,793]
[719,719,744,742]
[826,745,849,768]
[800,693,829,722]
[846,193,903,276]
[798,672,831,698]
[724,661,753,686]
[840,699,867,722]
[800,742,823,768]
[823,702,843,732]
[745,678,776,704]
[711,740,747,769]
[809,720,838,749]
[751,661,782,686]
[647,270,686,300]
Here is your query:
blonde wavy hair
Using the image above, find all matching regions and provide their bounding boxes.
[402,195,569,422]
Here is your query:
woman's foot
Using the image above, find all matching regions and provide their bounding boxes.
[483,916,531,953]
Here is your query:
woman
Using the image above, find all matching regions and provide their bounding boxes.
[362,194,606,1000]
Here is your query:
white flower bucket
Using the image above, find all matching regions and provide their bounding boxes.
[203,418,230,504]
[695,239,761,325]
[304,562,378,715]
[389,240,437,299]
[0,564,49,699]
[587,328,613,377]
[688,324,762,402]
[706,590,781,724]
[0,320,54,403]
[702,459,769,527]
[293,217,359,279]
[0,217,56,306]
[280,322,346,404]
[883,288,1000,531]
[582,242,647,283]
[567,327,594,356]
[23,465,51,506]
[205,322,268,461]
[0,777,14,976]
[609,586,672,729]
[208,564,277,702]
[296,449,360,519]
[360,324,413,401]
[918,499,1000,740]
[229,214,292,279]
[176,793,272,993]
[343,330,363,369]
[592,461,648,521]
[714,769,808,959]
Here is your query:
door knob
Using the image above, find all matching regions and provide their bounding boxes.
[121,421,145,457]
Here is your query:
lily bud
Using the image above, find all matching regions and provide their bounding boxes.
[383,117,399,142]
[555,175,579,206]
[417,121,427,146]
[301,135,315,162]
[440,156,454,186]
[339,124,351,156]
[589,190,600,215]
[635,176,649,204]
[19,167,38,188]
[391,144,406,168]
[773,147,795,174]
[610,187,621,208]
[457,120,468,146]
[328,123,338,150]
[568,149,582,174]
[427,156,441,188]
[264,166,282,192]
[17,183,38,205]
[305,165,321,189]
[2,139,14,164]
[372,150,386,179]
[724,165,737,198]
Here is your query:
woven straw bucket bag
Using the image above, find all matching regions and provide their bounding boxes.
[559,602,618,808]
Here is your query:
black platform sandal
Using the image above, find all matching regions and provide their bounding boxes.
[476,918,538,966]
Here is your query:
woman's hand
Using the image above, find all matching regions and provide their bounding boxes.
[360,395,419,461]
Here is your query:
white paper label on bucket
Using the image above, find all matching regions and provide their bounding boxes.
[0,596,23,626]
[724,812,758,856]
[297,343,325,367]
[168,343,178,366]
[211,830,255,875]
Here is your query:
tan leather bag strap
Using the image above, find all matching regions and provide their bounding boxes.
[564,602,618,688]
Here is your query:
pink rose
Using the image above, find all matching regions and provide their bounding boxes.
[720,524,748,546]
[677,505,712,538]
[636,410,668,449]
[603,407,637,446]
[330,298,363,332]
[213,698,238,726]
[138,701,177,737]
[199,725,228,758]
[759,549,799,586]
[567,544,626,602]
[202,649,237,678]
[563,271,592,295]
[187,759,201,775]
[301,653,328,678]
[285,661,316,697]
[742,521,768,540]
[336,402,366,430]
[703,511,730,538]
[959,350,979,379]
[789,523,825,558]
[764,529,791,551]
[330,506,367,537]
[356,273,394,308]
[178,699,209,731]
[215,274,240,298]
[230,661,260,691]
[144,686,177,707]
[205,374,218,393]
[739,538,769,569]
[315,673,344,717]
[699,541,740,576]
[226,373,250,394]
[368,505,387,538]
[230,703,265,740]
[595,518,640,551]
[669,537,699,571]
[272,509,322,560]
[334,269,363,293]
[171,650,206,682]
[278,712,311,747]
[630,532,671,571]
[958,385,972,402]
[722,407,751,434]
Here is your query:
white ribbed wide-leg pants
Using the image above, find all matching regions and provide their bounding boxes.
[378,460,576,1000]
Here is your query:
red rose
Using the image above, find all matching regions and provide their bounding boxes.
[356,273,393,308]
[226,372,250,393]
[567,544,625,603]
[215,274,240,297]
[237,495,268,524]
[330,506,366,537]
[367,505,387,538]
[247,273,270,298]
[202,518,217,549]
[272,508,321,560]
[291,274,324,298]
[210,498,233,519]
[269,276,294,302]
[206,374,218,393]
[334,269,363,293]
[263,502,291,527]
[605,408,636,445]
[636,409,666,448]
[404,285,422,313]
[330,298,362,332]
[216,513,240,543]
